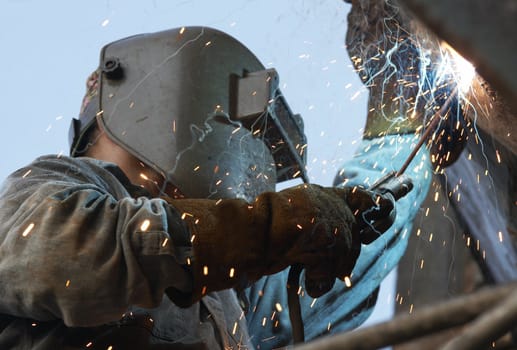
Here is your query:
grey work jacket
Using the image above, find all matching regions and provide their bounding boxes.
[0,155,253,349]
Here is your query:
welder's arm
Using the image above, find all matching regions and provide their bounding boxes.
[0,157,193,327]
[166,183,394,302]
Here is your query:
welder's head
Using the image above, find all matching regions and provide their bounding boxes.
[69,26,307,201]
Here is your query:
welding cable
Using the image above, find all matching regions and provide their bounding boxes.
[287,263,305,344]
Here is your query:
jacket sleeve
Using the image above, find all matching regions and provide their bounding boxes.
[0,155,193,327]
[244,134,432,347]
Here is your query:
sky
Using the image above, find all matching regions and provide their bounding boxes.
[1,0,372,185]
[0,0,395,327]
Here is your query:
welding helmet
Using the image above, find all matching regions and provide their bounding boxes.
[69,26,307,201]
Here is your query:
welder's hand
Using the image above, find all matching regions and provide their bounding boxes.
[302,185,395,297]
[273,184,362,298]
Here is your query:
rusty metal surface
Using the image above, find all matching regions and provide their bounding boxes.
[397,0,517,111]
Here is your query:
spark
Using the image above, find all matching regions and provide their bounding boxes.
[140,219,150,232]
[496,150,502,163]
[350,90,361,101]
[498,231,503,243]
[203,266,208,275]
[275,303,283,312]
[229,268,235,278]
[22,223,35,237]
[232,321,238,335]
[181,212,193,220]
[179,27,185,34]
[162,238,169,247]
[22,169,32,178]
[310,299,317,308]
[101,19,109,27]
[344,276,352,288]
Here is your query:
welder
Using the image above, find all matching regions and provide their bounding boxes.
[0,25,402,349]
[0,6,453,346]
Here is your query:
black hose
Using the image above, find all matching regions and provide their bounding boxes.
[287,264,305,344]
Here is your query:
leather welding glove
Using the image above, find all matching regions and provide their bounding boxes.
[166,184,394,301]
[303,185,396,297]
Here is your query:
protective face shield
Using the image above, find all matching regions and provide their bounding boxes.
[69,26,308,201]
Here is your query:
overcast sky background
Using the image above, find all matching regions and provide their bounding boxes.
[0,0,396,328]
